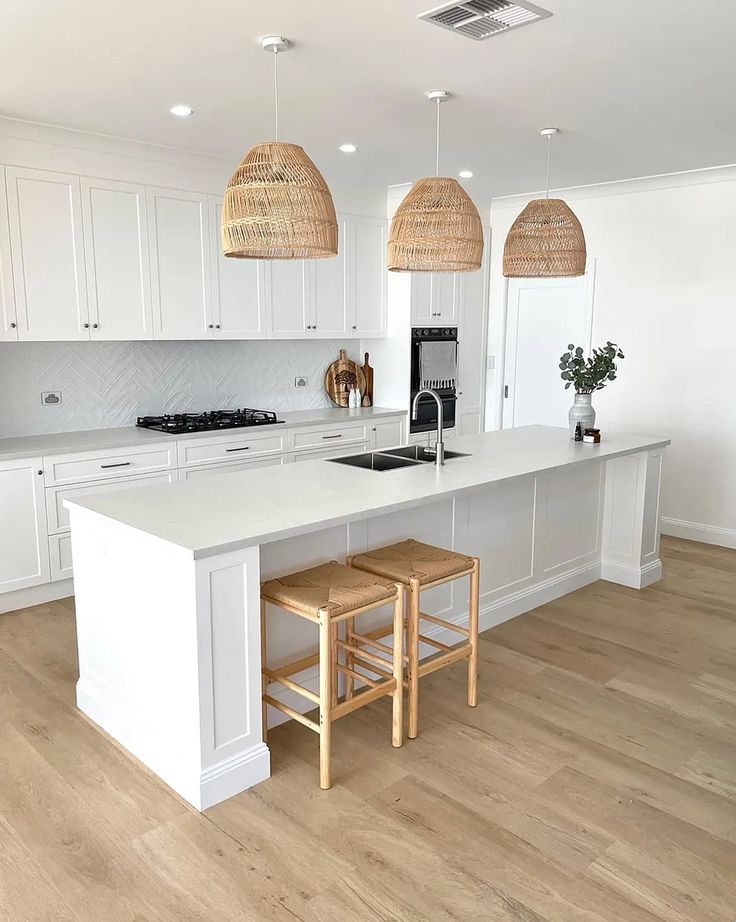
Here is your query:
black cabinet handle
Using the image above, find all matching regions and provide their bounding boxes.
[83,323,90,329]
[322,434,342,440]
[100,461,131,469]
[225,446,250,453]
[10,322,16,329]
[92,323,99,329]
[215,324,221,329]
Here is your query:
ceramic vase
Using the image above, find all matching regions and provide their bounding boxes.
[569,392,595,439]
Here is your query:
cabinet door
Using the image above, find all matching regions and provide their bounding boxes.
[310,217,348,337]
[431,273,461,323]
[148,187,213,339]
[209,197,266,339]
[351,217,386,337]
[82,178,153,341]
[410,273,433,325]
[267,260,309,337]
[0,458,50,594]
[0,168,18,341]
[6,167,89,341]
[370,417,406,450]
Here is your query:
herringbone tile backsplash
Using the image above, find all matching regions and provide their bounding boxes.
[0,340,354,437]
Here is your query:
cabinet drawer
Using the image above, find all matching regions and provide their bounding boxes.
[289,441,369,463]
[179,455,286,480]
[49,533,73,582]
[177,430,287,468]
[290,422,368,452]
[46,470,177,534]
[44,442,175,486]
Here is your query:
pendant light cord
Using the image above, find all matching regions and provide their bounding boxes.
[545,132,551,199]
[435,98,441,177]
[273,48,279,141]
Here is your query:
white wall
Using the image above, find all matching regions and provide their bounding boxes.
[485,165,736,548]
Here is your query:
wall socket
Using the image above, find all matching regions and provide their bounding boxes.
[294,376,308,388]
[41,391,62,406]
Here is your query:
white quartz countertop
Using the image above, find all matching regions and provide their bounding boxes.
[65,426,670,559]
[0,406,406,462]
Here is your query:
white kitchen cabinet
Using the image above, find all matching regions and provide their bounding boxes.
[49,533,73,582]
[148,187,213,339]
[267,260,310,337]
[6,167,89,341]
[179,455,286,480]
[209,197,267,339]
[0,168,18,341]
[0,458,50,593]
[310,217,348,337]
[411,272,462,326]
[351,216,386,337]
[370,417,406,450]
[81,177,153,341]
[288,442,369,463]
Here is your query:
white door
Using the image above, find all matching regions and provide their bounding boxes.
[0,458,50,593]
[6,167,89,341]
[310,217,348,337]
[81,178,153,341]
[503,264,595,429]
[351,216,386,337]
[0,168,18,341]
[209,197,266,339]
[267,260,309,337]
[148,187,213,339]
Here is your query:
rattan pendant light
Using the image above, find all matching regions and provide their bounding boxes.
[388,90,483,273]
[503,128,586,278]
[222,36,337,260]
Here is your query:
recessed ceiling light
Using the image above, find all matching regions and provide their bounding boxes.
[339,143,357,153]
[169,104,194,118]
[458,170,473,179]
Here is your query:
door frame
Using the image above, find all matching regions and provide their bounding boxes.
[495,258,596,430]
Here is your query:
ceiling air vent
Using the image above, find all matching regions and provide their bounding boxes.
[419,0,552,41]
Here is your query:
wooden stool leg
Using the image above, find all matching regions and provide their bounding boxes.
[318,609,332,790]
[391,588,404,748]
[261,599,268,744]
[344,616,355,701]
[330,620,339,709]
[407,577,421,739]
[468,558,480,708]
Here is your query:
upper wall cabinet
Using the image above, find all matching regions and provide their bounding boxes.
[310,216,349,337]
[0,168,18,341]
[81,178,153,341]
[6,167,89,341]
[147,187,213,340]
[268,260,310,338]
[209,197,266,339]
[351,216,386,337]
[411,272,462,326]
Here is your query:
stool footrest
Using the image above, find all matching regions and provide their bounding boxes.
[263,667,320,705]
[337,663,379,689]
[419,611,470,637]
[418,633,453,653]
[264,694,320,733]
[331,679,398,721]
[348,630,395,658]
[417,644,471,678]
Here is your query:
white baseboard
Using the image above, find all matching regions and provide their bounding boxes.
[601,558,662,589]
[661,517,736,550]
[266,561,601,727]
[199,745,270,811]
[0,578,73,615]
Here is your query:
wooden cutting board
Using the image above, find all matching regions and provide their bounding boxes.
[361,353,374,407]
[324,350,366,408]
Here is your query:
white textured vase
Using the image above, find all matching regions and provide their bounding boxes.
[569,393,596,439]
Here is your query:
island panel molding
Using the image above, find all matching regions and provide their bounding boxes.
[65,426,669,809]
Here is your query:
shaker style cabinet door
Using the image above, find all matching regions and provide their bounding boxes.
[351,216,386,337]
[0,168,18,341]
[310,217,348,337]
[0,458,50,594]
[410,272,433,325]
[411,272,462,326]
[209,197,267,339]
[147,187,214,339]
[81,178,153,341]
[6,167,90,341]
[267,260,310,337]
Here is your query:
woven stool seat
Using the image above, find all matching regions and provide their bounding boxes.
[261,560,396,618]
[351,539,474,586]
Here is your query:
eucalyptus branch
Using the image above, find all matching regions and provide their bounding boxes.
[559,341,625,394]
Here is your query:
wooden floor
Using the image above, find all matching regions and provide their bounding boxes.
[1,537,735,922]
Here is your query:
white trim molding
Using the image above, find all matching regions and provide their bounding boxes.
[661,517,736,550]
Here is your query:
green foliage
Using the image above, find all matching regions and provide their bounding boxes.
[559,341,625,393]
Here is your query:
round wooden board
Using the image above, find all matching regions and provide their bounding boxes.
[324,350,366,407]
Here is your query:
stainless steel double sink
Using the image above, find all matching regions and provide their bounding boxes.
[328,444,470,471]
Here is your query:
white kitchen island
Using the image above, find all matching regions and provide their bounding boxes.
[65,425,669,810]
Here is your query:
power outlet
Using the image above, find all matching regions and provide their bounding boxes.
[294,376,308,388]
[41,391,62,406]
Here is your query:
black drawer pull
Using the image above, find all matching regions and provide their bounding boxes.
[321,434,342,440]
[226,446,251,453]
[100,461,131,469]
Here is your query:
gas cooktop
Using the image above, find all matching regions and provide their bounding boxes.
[136,409,285,435]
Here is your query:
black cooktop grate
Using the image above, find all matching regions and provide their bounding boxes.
[136,409,285,435]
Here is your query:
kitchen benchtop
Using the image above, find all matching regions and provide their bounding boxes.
[65,426,670,559]
[0,406,407,463]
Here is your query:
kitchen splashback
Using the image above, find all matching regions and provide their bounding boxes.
[0,340,348,437]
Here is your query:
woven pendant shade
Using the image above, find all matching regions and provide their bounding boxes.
[222,142,338,259]
[388,177,483,273]
[503,198,586,278]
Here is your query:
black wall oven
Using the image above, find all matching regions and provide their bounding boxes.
[410,327,458,434]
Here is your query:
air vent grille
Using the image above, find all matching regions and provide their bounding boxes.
[419,0,552,41]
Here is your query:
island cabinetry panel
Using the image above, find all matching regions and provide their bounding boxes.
[0,457,50,593]
[536,462,602,577]
[6,167,89,341]
[0,168,18,341]
[43,442,176,487]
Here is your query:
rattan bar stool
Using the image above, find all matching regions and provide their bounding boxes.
[261,560,404,790]
[348,539,480,739]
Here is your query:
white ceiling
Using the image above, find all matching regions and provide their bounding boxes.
[3,0,735,205]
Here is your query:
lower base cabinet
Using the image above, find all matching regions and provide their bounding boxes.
[0,458,50,593]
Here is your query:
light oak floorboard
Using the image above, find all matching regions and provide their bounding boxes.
[0,536,734,921]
